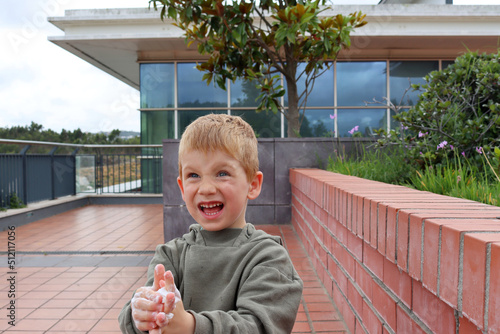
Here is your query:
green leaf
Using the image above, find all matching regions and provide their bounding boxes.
[232,29,241,44]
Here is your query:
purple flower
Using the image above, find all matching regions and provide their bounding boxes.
[348,125,359,135]
[418,131,428,138]
[476,147,483,154]
[450,145,454,150]
[329,114,336,119]
[437,141,448,150]
[461,151,466,157]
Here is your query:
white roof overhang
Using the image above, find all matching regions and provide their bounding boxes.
[48,5,500,90]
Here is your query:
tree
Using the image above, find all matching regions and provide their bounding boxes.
[149,0,366,137]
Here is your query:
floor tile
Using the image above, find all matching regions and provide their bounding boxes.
[0,205,347,333]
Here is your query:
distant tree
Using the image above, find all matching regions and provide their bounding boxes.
[149,0,366,137]
[0,123,140,154]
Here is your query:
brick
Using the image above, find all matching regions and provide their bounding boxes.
[342,300,356,334]
[356,262,373,301]
[395,304,426,334]
[364,198,371,245]
[348,280,363,315]
[347,193,354,232]
[386,206,398,263]
[372,284,397,332]
[363,243,384,280]
[439,221,500,310]
[340,189,347,227]
[335,222,348,247]
[369,199,378,249]
[362,299,383,334]
[356,195,365,238]
[383,258,412,308]
[462,233,500,330]
[458,316,483,334]
[377,203,388,257]
[347,232,363,261]
[422,219,441,295]
[396,210,411,272]
[408,215,424,281]
[489,242,500,334]
[412,281,456,334]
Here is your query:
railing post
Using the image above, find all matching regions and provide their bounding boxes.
[71,148,79,196]
[19,145,30,205]
[49,147,58,200]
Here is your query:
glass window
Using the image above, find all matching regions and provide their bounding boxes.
[285,63,334,107]
[337,109,387,137]
[442,60,454,69]
[140,63,175,109]
[337,61,387,106]
[231,79,261,108]
[141,110,175,144]
[178,110,227,137]
[298,109,335,137]
[231,109,281,138]
[389,61,438,106]
[177,63,227,108]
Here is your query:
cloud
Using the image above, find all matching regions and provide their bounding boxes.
[0,0,140,133]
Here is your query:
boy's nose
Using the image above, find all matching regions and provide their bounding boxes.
[198,179,216,195]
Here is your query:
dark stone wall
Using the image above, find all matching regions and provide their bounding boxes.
[162,137,373,241]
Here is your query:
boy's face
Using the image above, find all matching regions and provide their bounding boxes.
[177,149,263,231]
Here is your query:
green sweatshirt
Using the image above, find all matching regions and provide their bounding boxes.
[118,223,303,334]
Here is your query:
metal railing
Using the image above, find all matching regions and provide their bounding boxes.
[0,139,162,208]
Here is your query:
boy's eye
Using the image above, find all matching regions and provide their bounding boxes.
[187,173,199,178]
[217,171,229,177]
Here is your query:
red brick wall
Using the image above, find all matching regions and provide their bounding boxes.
[290,168,500,334]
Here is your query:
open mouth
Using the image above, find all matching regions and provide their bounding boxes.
[199,202,224,216]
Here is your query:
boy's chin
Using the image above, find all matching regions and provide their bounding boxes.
[198,220,247,231]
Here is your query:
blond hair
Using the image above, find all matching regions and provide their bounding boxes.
[178,114,259,181]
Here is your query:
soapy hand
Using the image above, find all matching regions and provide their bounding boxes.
[131,264,180,333]
[152,270,182,331]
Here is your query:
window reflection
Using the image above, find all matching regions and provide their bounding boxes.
[139,60,446,138]
[337,61,386,106]
[231,109,281,138]
[298,109,335,137]
[231,79,262,108]
[141,110,175,144]
[337,109,387,137]
[140,64,175,109]
[389,61,438,106]
[285,63,334,107]
[177,63,227,108]
[178,110,226,136]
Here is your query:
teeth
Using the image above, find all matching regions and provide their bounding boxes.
[200,203,222,208]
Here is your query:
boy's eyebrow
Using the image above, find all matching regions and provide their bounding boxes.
[182,161,238,171]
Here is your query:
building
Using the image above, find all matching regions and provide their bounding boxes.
[48,2,500,142]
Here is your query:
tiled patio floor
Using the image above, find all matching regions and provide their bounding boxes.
[0,204,346,333]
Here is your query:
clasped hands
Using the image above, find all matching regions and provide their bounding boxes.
[131,264,194,334]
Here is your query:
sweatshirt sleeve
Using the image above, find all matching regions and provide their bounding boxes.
[118,242,182,334]
[190,244,303,334]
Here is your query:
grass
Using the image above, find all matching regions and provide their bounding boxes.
[327,145,414,186]
[327,145,500,207]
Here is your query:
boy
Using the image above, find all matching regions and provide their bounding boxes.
[119,114,303,334]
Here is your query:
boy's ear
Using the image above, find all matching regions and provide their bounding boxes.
[247,171,263,200]
[177,176,186,201]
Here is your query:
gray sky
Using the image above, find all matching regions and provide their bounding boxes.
[1,0,499,133]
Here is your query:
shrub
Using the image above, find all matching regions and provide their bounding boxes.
[376,50,500,173]
[9,193,26,209]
